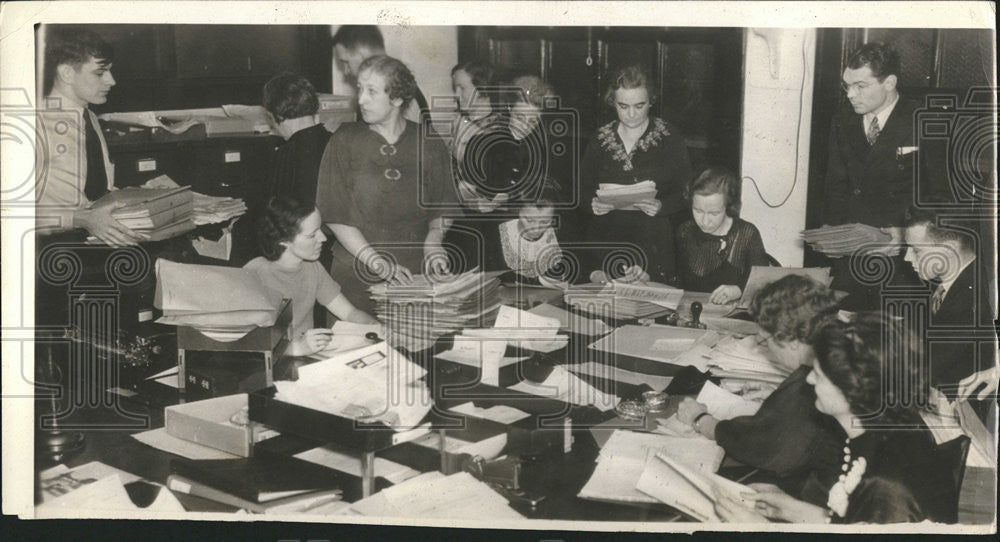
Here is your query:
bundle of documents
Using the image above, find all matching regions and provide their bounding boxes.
[193,192,247,225]
[802,223,893,257]
[595,180,657,210]
[636,452,757,522]
[274,342,433,431]
[578,430,725,504]
[700,335,793,384]
[88,186,196,242]
[347,471,524,519]
[154,259,283,334]
[564,282,676,320]
[738,266,832,309]
[370,270,503,348]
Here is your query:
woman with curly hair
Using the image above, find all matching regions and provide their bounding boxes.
[712,312,965,524]
[316,55,457,312]
[677,275,843,491]
[245,196,377,357]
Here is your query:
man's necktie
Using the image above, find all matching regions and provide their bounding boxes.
[931,284,946,314]
[83,109,110,201]
[866,116,881,146]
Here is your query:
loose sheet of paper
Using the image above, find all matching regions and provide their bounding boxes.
[508,365,618,411]
[611,281,685,310]
[588,325,712,368]
[528,303,611,336]
[294,445,420,485]
[350,471,523,519]
[448,402,531,424]
[696,381,762,420]
[568,361,674,391]
[636,452,755,523]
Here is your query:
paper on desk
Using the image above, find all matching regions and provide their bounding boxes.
[578,430,724,504]
[508,365,618,411]
[920,409,993,468]
[493,304,560,331]
[351,471,524,519]
[275,342,432,430]
[654,414,702,438]
[132,427,241,460]
[702,317,761,337]
[433,335,524,386]
[611,281,684,310]
[588,325,713,368]
[696,381,762,420]
[448,402,531,424]
[678,291,737,320]
[311,318,385,359]
[528,303,611,336]
[294,444,420,485]
[37,463,185,514]
[568,361,673,392]
[636,451,756,523]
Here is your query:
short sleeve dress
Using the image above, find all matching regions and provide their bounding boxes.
[580,117,693,283]
[315,121,457,312]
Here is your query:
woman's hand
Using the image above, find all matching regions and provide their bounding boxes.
[748,483,831,523]
[294,328,334,356]
[957,366,999,401]
[619,264,650,283]
[368,254,413,285]
[713,488,769,523]
[676,397,708,425]
[710,284,742,304]
[634,198,662,217]
[592,198,615,216]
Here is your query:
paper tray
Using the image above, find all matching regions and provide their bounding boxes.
[177,299,292,352]
[247,386,431,453]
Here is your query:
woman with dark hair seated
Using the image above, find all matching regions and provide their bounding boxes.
[713,313,965,524]
[245,197,377,357]
[676,166,770,304]
[677,275,843,492]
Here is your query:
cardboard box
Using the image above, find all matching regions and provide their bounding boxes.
[165,394,262,457]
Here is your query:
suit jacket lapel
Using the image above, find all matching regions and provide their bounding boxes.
[867,99,914,163]
[846,111,870,162]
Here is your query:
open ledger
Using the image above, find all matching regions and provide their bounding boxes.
[578,430,725,504]
[636,452,757,522]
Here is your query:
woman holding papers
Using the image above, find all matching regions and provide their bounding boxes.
[677,276,842,490]
[246,197,378,357]
[580,65,693,283]
[316,56,457,312]
[676,166,769,303]
[714,313,962,524]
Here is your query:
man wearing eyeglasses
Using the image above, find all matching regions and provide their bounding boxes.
[821,42,926,309]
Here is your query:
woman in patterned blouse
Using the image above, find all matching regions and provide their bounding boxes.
[580,65,693,284]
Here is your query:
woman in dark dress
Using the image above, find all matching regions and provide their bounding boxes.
[581,65,693,284]
[315,56,456,313]
[713,313,965,524]
[676,166,769,304]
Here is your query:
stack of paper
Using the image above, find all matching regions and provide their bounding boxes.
[595,181,657,210]
[274,342,433,431]
[370,270,504,349]
[193,192,247,225]
[738,266,832,309]
[348,471,524,519]
[86,186,196,243]
[703,335,792,384]
[636,452,757,522]
[508,365,618,411]
[154,259,283,334]
[802,223,893,257]
[578,430,725,504]
[564,283,673,320]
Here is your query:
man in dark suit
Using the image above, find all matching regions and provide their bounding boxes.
[902,205,997,404]
[823,43,926,309]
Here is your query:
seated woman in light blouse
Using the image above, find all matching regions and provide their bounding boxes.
[245,196,377,357]
[315,55,457,313]
[676,166,770,304]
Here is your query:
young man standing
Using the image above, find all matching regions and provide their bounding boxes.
[37,28,144,247]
